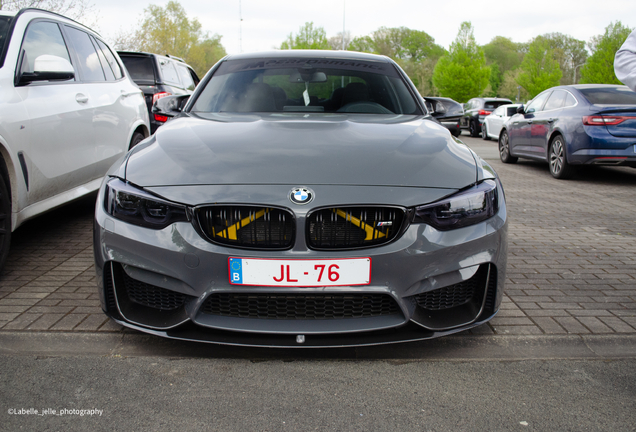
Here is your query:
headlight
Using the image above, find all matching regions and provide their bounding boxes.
[412,180,498,230]
[104,178,188,229]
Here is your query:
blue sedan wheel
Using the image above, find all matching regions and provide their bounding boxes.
[549,135,573,179]
[499,130,517,164]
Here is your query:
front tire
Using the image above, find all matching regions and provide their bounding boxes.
[499,130,517,164]
[0,174,11,272]
[481,123,490,140]
[549,135,573,179]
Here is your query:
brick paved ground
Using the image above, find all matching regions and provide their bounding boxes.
[0,136,634,337]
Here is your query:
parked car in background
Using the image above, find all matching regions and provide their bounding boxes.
[461,97,512,137]
[498,84,636,179]
[481,104,522,140]
[118,51,200,133]
[94,50,508,347]
[0,8,150,270]
[422,96,463,136]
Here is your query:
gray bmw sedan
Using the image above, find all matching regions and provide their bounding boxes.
[94,50,508,347]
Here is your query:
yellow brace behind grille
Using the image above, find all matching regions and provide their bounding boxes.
[214,209,269,240]
[333,209,386,241]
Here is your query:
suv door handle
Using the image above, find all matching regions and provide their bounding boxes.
[527,120,533,124]
[75,93,88,104]
[120,89,139,98]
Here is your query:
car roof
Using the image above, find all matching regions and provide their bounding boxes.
[225,50,393,63]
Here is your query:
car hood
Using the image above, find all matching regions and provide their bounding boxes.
[125,113,477,189]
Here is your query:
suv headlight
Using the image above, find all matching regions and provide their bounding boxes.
[412,180,498,230]
[104,178,188,229]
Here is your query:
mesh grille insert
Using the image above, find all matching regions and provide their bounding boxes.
[121,270,187,311]
[307,207,405,249]
[415,265,489,311]
[201,293,400,319]
[196,206,294,249]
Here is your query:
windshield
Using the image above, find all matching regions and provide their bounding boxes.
[192,57,422,115]
[578,86,636,105]
[0,16,12,64]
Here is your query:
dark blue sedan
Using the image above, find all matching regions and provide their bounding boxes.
[498,84,636,178]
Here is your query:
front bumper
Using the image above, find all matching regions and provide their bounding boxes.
[94,182,508,348]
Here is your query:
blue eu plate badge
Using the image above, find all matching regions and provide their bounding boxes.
[229,258,243,284]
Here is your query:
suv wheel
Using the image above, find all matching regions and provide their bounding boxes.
[0,174,11,271]
[129,132,145,150]
[469,121,479,137]
[481,123,490,140]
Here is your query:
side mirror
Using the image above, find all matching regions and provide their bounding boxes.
[152,94,190,118]
[516,105,525,114]
[16,54,75,86]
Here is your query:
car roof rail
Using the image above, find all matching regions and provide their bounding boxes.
[165,54,185,63]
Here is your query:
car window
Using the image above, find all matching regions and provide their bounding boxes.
[95,39,123,80]
[64,26,105,81]
[564,92,577,108]
[120,56,155,83]
[525,92,551,114]
[506,106,518,116]
[192,58,422,115]
[578,87,636,105]
[176,63,195,91]
[492,106,502,116]
[0,16,11,66]
[485,101,511,109]
[20,21,73,80]
[543,90,567,111]
[159,59,180,86]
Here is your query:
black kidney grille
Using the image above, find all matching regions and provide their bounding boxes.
[197,206,294,249]
[201,293,400,319]
[307,207,404,249]
[415,265,489,311]
[121,271,186,311]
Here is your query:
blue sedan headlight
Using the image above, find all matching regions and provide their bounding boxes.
[104,178,188,229]
[413,180,498,230]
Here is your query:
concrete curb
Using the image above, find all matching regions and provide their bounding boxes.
[1,331,635,360]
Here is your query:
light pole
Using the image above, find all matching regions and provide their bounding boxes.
[573,63,585,84]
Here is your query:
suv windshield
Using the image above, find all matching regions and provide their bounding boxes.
[192,58,421,115]
[578,87,636,105]
[0,16,12,63]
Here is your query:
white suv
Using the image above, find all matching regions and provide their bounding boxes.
[0,8,150,269]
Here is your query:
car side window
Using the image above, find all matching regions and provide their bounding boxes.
[176,63,195,91]
[64,26,105,81]
[543,90,566,111]
[159,59,180,86]
[492,106,502,116]
[525,91,551,114]
[95,38,123,80]
[564,92,577,108]
[20,21,74,80]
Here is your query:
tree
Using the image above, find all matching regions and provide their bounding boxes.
[116,1,226,77]
[432,22,490,102]
[1,0,95,24]
[540,33,587,84]
[280,22,330,50]
[580,21,634,84]
[482,36,524,95]
[328,31,351,50]
[516,36,562,98]
[499,69,530,102]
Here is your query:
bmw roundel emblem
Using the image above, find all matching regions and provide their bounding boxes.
[289,187,314,205]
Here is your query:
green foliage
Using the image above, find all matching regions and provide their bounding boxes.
[540,33,587,84]
[580,21,634,84]
[280,22,330,50]
[432,22,490,101]
[483,36,524,72]
[133,1,226,76]
[516,36,562,98]
[498,69,529,102]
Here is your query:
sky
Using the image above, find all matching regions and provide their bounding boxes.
[87,0,636,55]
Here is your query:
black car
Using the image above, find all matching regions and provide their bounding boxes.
[422,96,463,137]
[461,97,512,137]
[118,51,200,133]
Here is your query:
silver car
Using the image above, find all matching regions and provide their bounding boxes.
[94,50,508,347]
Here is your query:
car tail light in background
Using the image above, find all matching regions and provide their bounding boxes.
[152,92,171,123]
[478,110,490,116]
[582,115,636,125]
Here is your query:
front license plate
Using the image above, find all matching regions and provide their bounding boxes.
[228,257,371,287]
